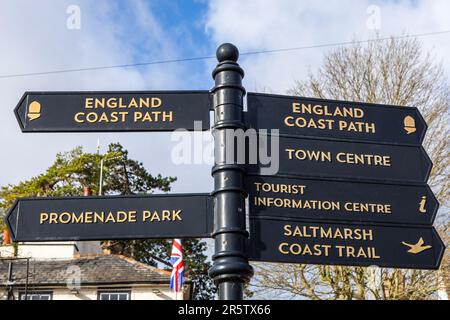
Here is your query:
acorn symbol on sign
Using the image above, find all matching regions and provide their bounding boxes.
[27,101,42,121]
[403,116,416,134]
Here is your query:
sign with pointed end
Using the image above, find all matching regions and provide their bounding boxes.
[247,175,439,226]
[247,218,445,270]
[247,136,432,184]
[6,194,213,241]
[246,92,427,146]
[15,91,211,132]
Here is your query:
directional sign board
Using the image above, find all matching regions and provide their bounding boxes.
[247,136,431,184]
[247,218,445,270]
[247,175,438,225]
[6,194,212,241]
[246,92,427,146]
[15,91,211,132]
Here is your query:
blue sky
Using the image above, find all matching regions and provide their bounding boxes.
[107,1,210,69]
[1,0,449,192]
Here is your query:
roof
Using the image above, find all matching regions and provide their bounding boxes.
[0,254,174,287]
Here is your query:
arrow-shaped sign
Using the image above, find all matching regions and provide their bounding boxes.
[6,194,213,242]
[247,217,445,270]
[246,92,427,146]
[247,175,439,226]
[247,135,432,184]
[15,91,211,132]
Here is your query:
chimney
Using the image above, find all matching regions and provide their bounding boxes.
[83,186,92,196]
[76,186,103,257]
[2,229,11,245]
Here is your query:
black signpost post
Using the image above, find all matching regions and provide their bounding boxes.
[5,43,446,301]
[208,44,254,300]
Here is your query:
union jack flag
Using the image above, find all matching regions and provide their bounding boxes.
[170,239,184,293]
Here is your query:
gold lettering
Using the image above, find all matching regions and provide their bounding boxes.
[336,153,391,167]
[74,112,84,123]
[152,97,162,108]
[172,210,182,221]
[40,213,49,224]
[85,98,94,109]
[286,149,332,162]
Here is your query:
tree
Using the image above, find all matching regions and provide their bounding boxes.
[0,143,216,300]
[252,37,449,300]
[0,208,5,232]
[0,143,176,204]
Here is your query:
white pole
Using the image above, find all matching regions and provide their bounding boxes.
[99,155,122,196]
[99,159,104,196]
[96,138,100,154]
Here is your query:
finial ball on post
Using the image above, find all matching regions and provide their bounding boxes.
[216,43,239,62]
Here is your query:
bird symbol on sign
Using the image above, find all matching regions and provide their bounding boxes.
[402,238,432,254]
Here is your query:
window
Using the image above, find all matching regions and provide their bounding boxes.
[19,292,53,300]
[98,290,131,300]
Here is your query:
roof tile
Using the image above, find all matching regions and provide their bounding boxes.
[0,255,171,286]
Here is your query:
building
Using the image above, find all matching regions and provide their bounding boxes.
[0,233,189,300]
[0,254,189,300]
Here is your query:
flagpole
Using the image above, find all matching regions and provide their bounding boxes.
[170,239,184,300]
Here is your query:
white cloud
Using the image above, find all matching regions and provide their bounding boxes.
[0,0,212,192]
[205,0,450,93]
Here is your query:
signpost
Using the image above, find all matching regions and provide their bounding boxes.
[246,92,427,146]
[247,136,432,184]
[6,43,446,301]
[15,91,211,132]
[6,194,213,241]
[247,217,445,270]
[241,51,443,279]
[247,175,438,225]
